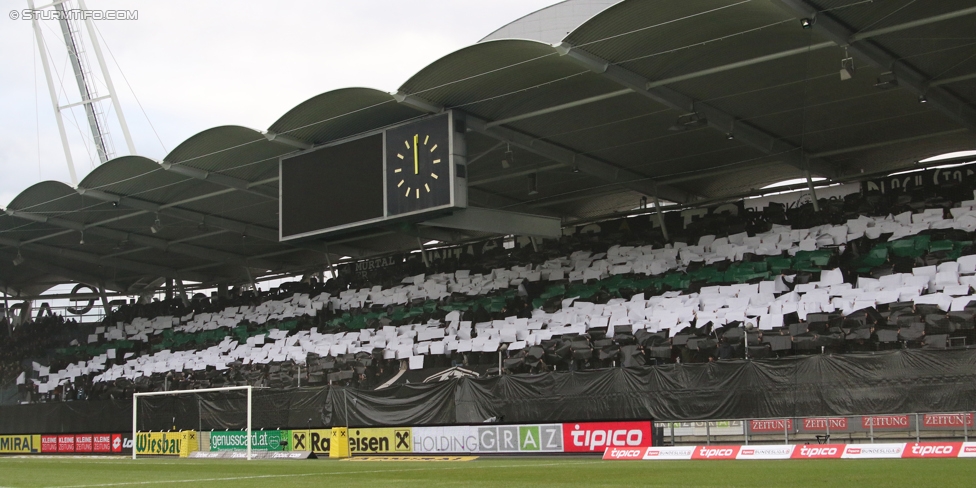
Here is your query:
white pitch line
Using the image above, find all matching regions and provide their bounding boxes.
[43,460,603,488]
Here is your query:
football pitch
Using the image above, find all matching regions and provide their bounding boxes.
[1,456,976,487]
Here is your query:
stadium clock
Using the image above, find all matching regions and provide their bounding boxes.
[385,113,452,216]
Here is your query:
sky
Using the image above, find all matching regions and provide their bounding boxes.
[0,0,561,206]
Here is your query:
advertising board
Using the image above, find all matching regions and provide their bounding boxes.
[136,432,183,456]
[658,421,743,437]
[902,442,963,458]
[790,444,845,459]
[562,421,653,453]
[209,430,285,452]
[348,428,413,455]
[74,434,93,453]
[411,424,563,454]
[735,445,795,460]
[861,415,910,430]
[602,447,646,460]
[691,445,740,460]
[841,443,905,459]
[640,446,696,460]
[606,442,976,460]
[0,434,41,453]
[748,419,792,433]
[287,429,331,454]
[922,413,973,429]
[56,434,75,453]
[800,418,848,432]
[476,424,562,453]
[41,435,58,453]
[957,442,976,458]
[411,426,479,454]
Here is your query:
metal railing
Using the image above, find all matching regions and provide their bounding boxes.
[656,412,974,446]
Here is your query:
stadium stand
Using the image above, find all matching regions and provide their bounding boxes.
[7,176,976,403]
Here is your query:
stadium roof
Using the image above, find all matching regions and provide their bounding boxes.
[2,0,975,297]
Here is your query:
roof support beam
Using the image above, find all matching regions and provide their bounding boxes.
[422,207,562,238]
[159,162,279,199]
[263,131,313,150]
[931,72,976,88]
[4,208,284,272]
[76,186,356,263]
[9,180,276,251]
[0,235,208,283]
[527,186,636,209]
[485,8,976,132]
[486,89,632,127]
[466,115,696,204]
[78,187,280,242]
[392,91,698,204]
[553,42,838,178]
[0,249,124,293]
[469,163,567,187]
[775,0,976,131]
[808,128,971,159]
[486,42,835,127]
[466,186,542,211]
[848,6,976,42]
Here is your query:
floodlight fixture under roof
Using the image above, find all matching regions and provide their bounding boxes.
[840,57,855,81]
[875,72,898,89]
[669,113,707,131]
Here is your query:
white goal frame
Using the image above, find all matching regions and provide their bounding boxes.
[132,385,253,460]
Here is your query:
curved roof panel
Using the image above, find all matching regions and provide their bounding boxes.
[164,125,288,183]
[78,155,173,196]
[480,0,622,44]
[268,87,420,145]
[399,40,568,107]
[6,180,81,214]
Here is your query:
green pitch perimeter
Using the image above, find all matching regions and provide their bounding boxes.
[1,457,975,487]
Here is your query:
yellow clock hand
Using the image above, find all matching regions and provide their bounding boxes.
[413,134,419,175]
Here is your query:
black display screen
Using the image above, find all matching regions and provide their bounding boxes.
[279,134,384,240]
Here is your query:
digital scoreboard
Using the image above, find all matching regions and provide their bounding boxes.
[279,112,466,241]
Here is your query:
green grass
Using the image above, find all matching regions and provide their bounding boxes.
[1,456,976,487]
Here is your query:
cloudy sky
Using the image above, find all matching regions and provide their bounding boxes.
[0,0,560,205]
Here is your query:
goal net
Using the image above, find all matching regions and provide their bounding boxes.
[132,385,253,460]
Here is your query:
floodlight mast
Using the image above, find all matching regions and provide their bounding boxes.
[27,0,136,185]
[132,385,253,460]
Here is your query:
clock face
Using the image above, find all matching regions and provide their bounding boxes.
[385,114,452,216]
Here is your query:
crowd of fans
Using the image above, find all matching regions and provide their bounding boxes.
[5,174,976,403]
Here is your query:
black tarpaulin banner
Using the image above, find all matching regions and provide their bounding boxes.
[3,349,976,433]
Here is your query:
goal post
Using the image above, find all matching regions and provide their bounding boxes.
[132,385,253,460]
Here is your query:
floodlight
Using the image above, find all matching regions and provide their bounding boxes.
[528,173,539,195]
[918,95,928,103]
[12,250,24,266]
[669,113,707,131]
[840,57,855,81]
[800,18,814,29]
[501,143,513,169]
[150,214,162,234]
[875,72,898,89]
